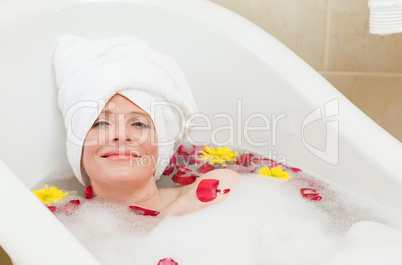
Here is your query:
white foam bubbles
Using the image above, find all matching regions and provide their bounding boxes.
[54,174,402,265]
[321,221,402,265]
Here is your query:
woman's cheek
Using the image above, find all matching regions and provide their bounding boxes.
[86,128,107,146]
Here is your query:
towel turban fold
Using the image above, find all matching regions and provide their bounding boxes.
[53,34,197,185]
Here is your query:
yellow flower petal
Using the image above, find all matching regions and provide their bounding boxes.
[199,146,238,166]
[32,184,68,206]
[258,166,291,181]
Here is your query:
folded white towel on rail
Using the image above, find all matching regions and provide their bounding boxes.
[369,0,402,35]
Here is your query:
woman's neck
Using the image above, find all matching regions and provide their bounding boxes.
[90,178,163,211]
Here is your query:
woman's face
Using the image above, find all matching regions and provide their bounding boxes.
[82,94,158,186]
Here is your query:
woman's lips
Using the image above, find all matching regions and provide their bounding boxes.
[101,150,139,160]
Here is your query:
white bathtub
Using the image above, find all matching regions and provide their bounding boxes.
[0,0,401,264]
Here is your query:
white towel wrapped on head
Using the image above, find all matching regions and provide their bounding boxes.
[53,34,197,185]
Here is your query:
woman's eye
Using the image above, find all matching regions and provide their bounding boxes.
[93,121,108,127]
[132,122,149,128]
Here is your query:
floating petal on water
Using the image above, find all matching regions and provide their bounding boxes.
[158,257,178,265]
[172,174,197,185]
[176,165,192,172]
[198,163,215,174]
[129,206,160,216]
[85,186,94,199]
[163,167,175,175]
[169,155,178,165]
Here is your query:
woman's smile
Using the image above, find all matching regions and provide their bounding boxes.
[101,149,140,161]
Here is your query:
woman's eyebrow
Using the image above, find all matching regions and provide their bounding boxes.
[127,111,149,117]
[101,109,151,118]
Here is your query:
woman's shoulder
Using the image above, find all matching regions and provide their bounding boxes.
[182,168,241,205]
[161,169,241,217]
[194,168,242,188]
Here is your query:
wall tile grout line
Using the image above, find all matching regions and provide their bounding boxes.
[326,71,402,76]
[323,0,332,76]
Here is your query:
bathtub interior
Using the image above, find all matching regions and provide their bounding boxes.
[1,0,402,264]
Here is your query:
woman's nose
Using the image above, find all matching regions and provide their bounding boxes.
[111,114,132,143]
[112,137,131,143]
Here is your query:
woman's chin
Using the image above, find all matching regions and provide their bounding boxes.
[101,168,153,183]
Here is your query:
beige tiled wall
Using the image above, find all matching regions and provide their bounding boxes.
[210,0,402,142]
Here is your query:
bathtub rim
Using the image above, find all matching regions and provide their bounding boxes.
[1,0,402,264]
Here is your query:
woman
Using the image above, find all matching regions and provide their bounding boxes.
[53,34,240,219]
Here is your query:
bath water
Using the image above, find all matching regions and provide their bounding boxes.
[38,145,402,265]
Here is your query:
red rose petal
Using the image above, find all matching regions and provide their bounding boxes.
[48,206,56,213]
[235,154,254,166]
[163,167,175,175]
[182,155,200,165]
[196,179,220,202]
[175,170,186,176]
[169,155,178,165]
[176,165,192,172]
[58,200,81,216]
[258,158,276,163]
[69,199,80,205]
[129,206,160,216]
[217,188,231,194]
[158,257,178,265]
[300,188,319,198]
[257,158,277,167]
[290,167,302,173]
[269,163,282,168]
[172,174,197,185]
[300,188,322,201]
[178,145,193,156]
[85,185,94,199]
[310,195,322,201]
[198,163,215,174]
[177,145,186,155]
